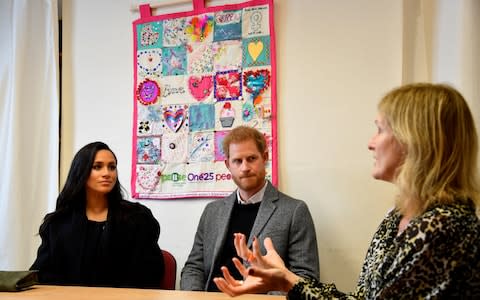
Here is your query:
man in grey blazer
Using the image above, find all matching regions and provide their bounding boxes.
[181,126,319,292]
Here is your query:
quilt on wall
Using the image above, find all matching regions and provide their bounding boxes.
[132,0,277,199]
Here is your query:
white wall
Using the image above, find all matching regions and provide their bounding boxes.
[273,0,402,289]
[61,0,402,291]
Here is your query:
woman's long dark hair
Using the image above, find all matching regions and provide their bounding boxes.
[40,142,125,233]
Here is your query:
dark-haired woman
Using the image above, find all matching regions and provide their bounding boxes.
[31,142,164,288]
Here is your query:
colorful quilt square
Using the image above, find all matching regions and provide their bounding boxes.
[214,130,229,161]
[214,70,242,100]
[137,137,161,164]
[215,100,243,130]
[162,46,187,76]
[213,10,242,41]
[137,104,164,136]
[136,78,161,106]
[187,43,214,74]
[257,98,273,120]
[162,104,189,134]
[189,132,215,162]
[187,75,214,103]
[136,164,165,193]
[242,67,271,101]
[161,133,188,163]
[160,76,192,104]
[189,103,215,132]
[213,40,242,71]
[137,49,162,79]
[185,14,215,43]
[242,5,269,38]
[242,36,270,67]
[163,18,187,47]
[241,98,273,130]
[137,21,163,49]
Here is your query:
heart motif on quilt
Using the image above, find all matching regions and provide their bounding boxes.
[188,75,213,101]
[140,24,160,47]
[163,107,186,132]
[137,50,162,76]
[247,41,264,61]
[243,69,270,98]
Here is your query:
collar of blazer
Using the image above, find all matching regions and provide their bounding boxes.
[220,181,280,247]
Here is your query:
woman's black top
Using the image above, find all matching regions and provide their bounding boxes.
[31,200,164,288]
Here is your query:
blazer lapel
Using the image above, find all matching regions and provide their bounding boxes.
[247,182,278,247]
[207,193,236,284]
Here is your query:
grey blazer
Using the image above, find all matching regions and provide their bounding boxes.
[180,181,320,291]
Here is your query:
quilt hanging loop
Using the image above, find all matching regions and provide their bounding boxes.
[192,0,205,12]
[139,4,152,19]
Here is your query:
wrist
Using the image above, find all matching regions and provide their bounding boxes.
[282,270,300,292]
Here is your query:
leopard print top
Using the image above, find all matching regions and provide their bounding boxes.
[287,202,480,299]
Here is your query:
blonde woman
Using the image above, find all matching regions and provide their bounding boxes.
[214,83,480,299]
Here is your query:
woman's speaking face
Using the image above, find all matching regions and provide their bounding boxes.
[368,114,404,182]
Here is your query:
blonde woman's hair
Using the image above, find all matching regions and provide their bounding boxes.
[379,83,479,216]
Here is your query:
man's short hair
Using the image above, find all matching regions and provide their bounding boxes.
[222,126,267,158]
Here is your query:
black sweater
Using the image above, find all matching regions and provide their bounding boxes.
[208,201,261,291]
[31,200,164,288]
